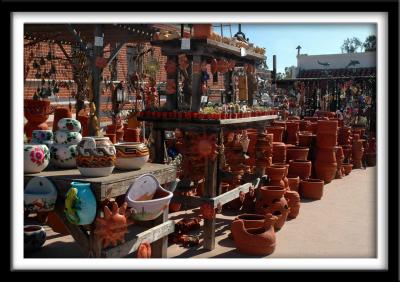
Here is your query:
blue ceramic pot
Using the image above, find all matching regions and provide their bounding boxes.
[64,182,97,225]
[24,225,46,252]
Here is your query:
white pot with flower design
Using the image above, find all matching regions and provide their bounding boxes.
[24,144,50,174]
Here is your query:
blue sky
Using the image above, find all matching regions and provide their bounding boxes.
[214,24,376,73]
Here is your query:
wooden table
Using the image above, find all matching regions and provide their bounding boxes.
[24,163,177,258]
[139,115,277,250]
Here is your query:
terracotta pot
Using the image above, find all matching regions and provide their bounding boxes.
[317,120,338,134]
[266,126,284,142]
[286,122,299,145]
[169,202,182,213]
[286,146,309,162]
[365,152,376,167]
[314,161,337,183]
[231,214,277,256]
[288,160,312,180]
[24,99,51,139]
[299,120,311,131]
[271,205,290,230]
[265,166,286,188]
[299,179,324,200]
[271,163,289,189]
[272,142,286,164]
[287,176,300,191]
[46,211,70,235]
[316,133,338,149]
[342,163,353,175]
[234,214,266,229]
[316,148,337,163]
[284,190,300,219]
[257,186,287,214]
[298,131,314,147]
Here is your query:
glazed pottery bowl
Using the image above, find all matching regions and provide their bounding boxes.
[24,176,57,212]
[50,143,77,168]
[54,130,82,145]
[24,225,46,252]
[115,142,149,170]
[125,174,173,221]
[32,130,53,143]
[24,144,50,174]
[57,118,82,133]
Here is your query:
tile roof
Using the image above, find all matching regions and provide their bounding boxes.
[298,67,376,78]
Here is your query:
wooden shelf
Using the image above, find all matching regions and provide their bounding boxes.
[24,163,176,201]
[101,220,175,258]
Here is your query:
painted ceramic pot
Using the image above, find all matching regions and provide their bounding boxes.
[64,181,97,225]
[115,142,149,170]
[24,225,46,252]
[314,161,337,183]
[76,137,116,177]
[57,118,82,133]
[286,146,309,162]
[50,143,77,168]
[299,179,324,200]
[231,213,277,256]
[31,130,53,144]
[288,160,312,180]
[24,176,57,212]
[24,144,50,174]
[54,130,82,145]
[342,163,353,175]
[125,174,173,221]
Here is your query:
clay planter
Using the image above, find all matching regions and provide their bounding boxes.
[352,140,364,169]
[257,186,288,214]
[266,126,284,142]
[298,131,314,147]
[284,190,300,219]
[316,148,337,163]
[24,99,51,139]
[342,163,353,175]
[299,120,311,131]
[365,152,376,166]
[316,120,338,134]
[272,163,289,189]
[233,214,266,229]
[288,160,312,180]
[265,166,286,188]
[53,107,72,132]
[287,176,300,191]
[286,146,309,162]
[231,214,277,256]
[286,122,299,145]
[271,205,290,231]
[272,142,286,163]
[299,179,324,200]
[316,133,338,149]
[314,161,337,183]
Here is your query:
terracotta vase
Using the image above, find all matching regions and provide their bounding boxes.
[314,161,337,183]
[316,148,337,163]
[265,166,286,188]
[287,176,300,191]
[24,99,51,139]
[266,126,284,142]
[231,213,277,256]
[299,179,324,200]
[286,122,299,145]
[286,146,309,162]
[272,142,286,164]
[284,190,300,219]
[53,107,72,132]
[316,120,338,134]
[316,133,338,149]
[288,160,312,180]
[298,131,314,147]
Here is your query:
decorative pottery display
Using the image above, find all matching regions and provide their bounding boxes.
[24,176,57,212]
[50,143,77,168]
[24,225,46,252]
[57,118,82,133]
[54,130,82,145]
[299,179,324,200]
[64,181,97,225]
[31,130,54,148]
[24,144,50,174]
[125,174,173,221]
[94,201,130,249]
[76,137,116,177]
[115,142,149,170]
[231,213,277,256]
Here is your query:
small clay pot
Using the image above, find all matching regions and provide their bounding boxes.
[288,160,312,180]
[299,179,324,200]
[265,166,286,186]
[286,147,309,162]
[287,176,300,191]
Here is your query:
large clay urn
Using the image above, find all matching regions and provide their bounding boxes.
[286,146,309,162]
[265,166,286,188]
[24,99,51,139]
[53,107,72,132]
[288,160,312,180]
[231,213,277,256]
[284,190,300,219]
[266,126,285,142]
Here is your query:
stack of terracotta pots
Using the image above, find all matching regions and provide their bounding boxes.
[266,126,285,143]
[285,121,299,145]
[315,120,338,183]
[255,186,290,231]
[224,138,246,189]
[271,163,290,190]
[254,132,273,177]
[338,126,352,146]
[351,133,364,169]
[272,142,286,163]
[365,136,376,167]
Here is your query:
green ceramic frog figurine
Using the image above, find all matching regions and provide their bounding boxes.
[64,187,81,224]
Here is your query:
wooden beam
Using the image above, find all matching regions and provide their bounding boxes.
[65,24,89,55]
[211,178,260,207]
[105,42,125,67]
[191,55,202,112]
[203,153,218,250]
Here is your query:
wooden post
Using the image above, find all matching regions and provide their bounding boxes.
[153,128,165,164]
[203,137,218,250]
[191,55,202,112]
[90,24,104,136]
[165,55,178,111]
[150,208,169,258]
